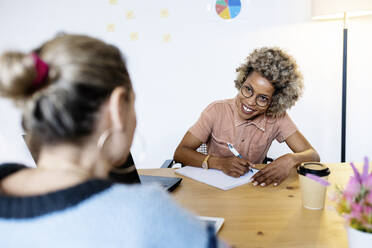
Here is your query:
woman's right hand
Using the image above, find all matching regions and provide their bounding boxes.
[211,156,251,178]
[173,132,251,178]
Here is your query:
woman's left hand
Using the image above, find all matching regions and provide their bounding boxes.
[251,154,294,187]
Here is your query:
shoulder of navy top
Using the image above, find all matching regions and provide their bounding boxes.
[0,163,218,248]
[0,163,113,219]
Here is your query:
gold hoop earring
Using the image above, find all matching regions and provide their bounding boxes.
[97,128,113,150]
[97,128,136,175]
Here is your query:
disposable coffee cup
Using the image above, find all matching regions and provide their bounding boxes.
[297,162,331,210]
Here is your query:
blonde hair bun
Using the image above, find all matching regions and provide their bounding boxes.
[0,52,37,99]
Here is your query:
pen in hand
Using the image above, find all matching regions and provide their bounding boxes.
[227,143,253,173]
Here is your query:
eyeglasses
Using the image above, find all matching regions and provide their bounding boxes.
[240,85,271,107]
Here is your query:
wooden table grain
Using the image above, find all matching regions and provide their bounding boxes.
[139,163,360,248]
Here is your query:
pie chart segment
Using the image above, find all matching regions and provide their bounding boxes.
[215,0,241,20]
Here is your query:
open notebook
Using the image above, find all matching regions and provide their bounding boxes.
[175,166,259,190]
[198,216,224,233]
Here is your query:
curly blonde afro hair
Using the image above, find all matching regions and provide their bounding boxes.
[234,47,303,117]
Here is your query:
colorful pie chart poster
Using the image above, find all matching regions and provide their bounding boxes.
[216,0,241,20]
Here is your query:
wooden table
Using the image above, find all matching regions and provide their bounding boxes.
[139,163,359,248]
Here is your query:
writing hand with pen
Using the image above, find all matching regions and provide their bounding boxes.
[207,143,253,178]
[216,143,253,178]
[215,156,252,178]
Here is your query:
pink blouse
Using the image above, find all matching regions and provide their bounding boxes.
[189,98,298,163]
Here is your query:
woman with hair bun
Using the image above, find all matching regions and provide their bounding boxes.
[174,47,320,187]
[0,34,226,248]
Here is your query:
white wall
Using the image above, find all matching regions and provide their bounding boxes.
[0,0,371,168]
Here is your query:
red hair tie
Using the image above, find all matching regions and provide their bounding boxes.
[31,53,49,88]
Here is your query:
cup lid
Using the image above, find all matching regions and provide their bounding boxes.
[297,162,330,177]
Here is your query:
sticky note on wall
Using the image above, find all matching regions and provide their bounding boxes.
[163,34,171,43]
[130,32,139,41]
[107,24,115,32]
[125,10,135,20]
[160,8,169,18]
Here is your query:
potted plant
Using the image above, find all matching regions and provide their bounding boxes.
[333,157,372,247]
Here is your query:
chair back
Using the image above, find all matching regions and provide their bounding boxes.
[196,143,208,155]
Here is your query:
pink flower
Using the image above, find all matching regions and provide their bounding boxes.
[366,191,372,205]
[350,202,363,219]
[365,174,372,189]
[361,157,369,184]
[363,205,372,216]
[350,162,362,183]
[343,176,361,201]
[333,157,372,232]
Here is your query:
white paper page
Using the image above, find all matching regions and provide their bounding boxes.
[175,166,259,190]
[198,216,224,233]
[0,132,36,168]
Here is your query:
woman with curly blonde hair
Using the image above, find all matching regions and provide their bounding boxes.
[174,47,320,186]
